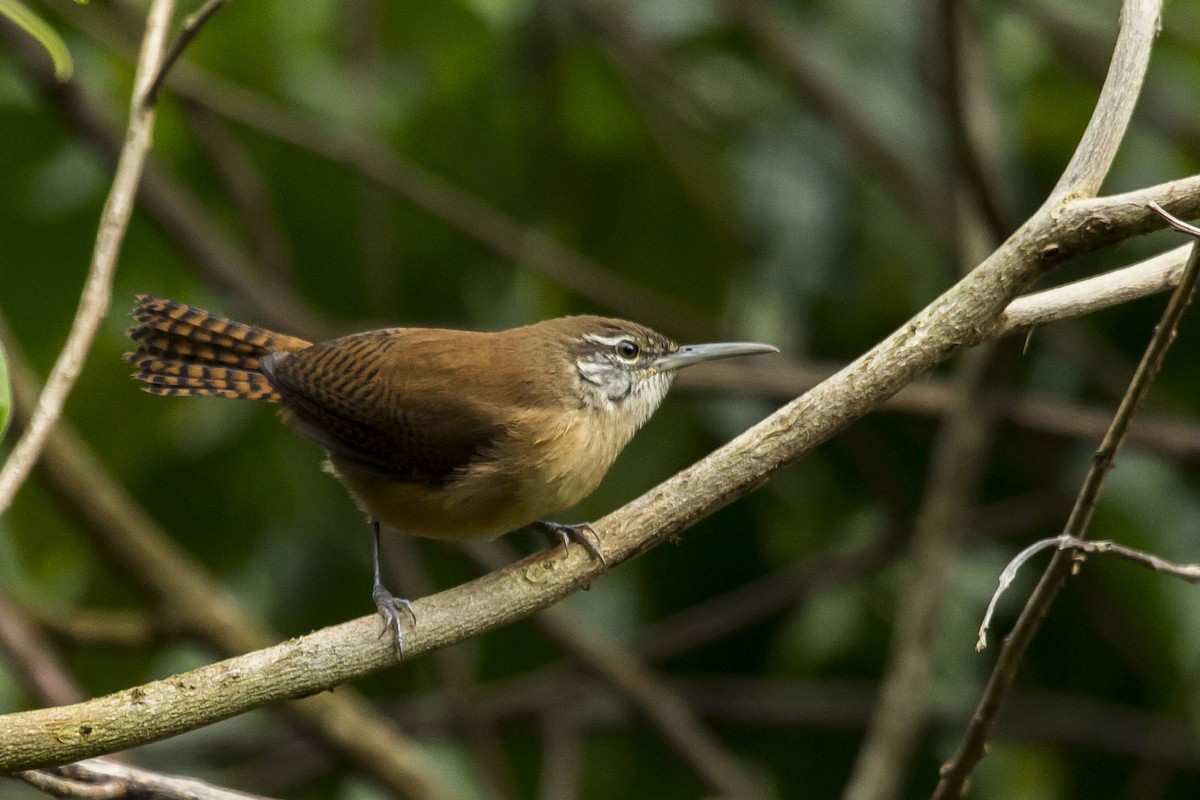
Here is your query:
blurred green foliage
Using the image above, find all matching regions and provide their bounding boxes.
[3,0,1200,798]
[0,0,74,80]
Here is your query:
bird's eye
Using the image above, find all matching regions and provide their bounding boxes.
[616,340,640,360]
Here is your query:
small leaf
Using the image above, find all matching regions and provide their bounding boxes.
[0,341,10,442]
[0,0,75,82]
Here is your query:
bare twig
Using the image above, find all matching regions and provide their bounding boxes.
[978,534,1200,651]
[973,535,1063,652]
[933,198,1200,799]
[995,244,1190,336]
[143,0,229,105]
[1060,536,1200,580]
[23,758,272,800]
[1048,1,1161,200]
[0,0,175,516]
[0,596,85,707]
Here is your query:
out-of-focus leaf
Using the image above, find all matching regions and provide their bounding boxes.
[0,0,75,81]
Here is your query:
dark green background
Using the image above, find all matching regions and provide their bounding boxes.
[4,0,1200,798]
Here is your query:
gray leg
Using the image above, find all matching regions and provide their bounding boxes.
[371,520,416,653]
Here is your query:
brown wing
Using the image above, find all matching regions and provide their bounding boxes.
[262,329,504,485]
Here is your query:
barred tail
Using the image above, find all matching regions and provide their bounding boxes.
[124,295,311,401]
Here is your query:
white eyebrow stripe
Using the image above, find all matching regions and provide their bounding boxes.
[584,334,630,347]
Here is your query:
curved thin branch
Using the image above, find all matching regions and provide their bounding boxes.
[142,0,228,104]
[1050,1,1161,200]
[0,0,175,515]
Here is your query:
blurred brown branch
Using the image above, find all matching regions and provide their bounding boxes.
[463,539,763,800]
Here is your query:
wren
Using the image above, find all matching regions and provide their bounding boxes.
[125,295,777,650]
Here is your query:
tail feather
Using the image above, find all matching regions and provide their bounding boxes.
[127,331,256,367]
[125,295,311,402]
[129,318,262,354]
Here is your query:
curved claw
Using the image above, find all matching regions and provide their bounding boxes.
[373,586,416,654]
[533,521,608,568]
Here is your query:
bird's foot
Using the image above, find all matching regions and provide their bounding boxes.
[532,520,607,568]
[372,584,416,655]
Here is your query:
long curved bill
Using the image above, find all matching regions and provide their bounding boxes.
[654,341,778,372]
